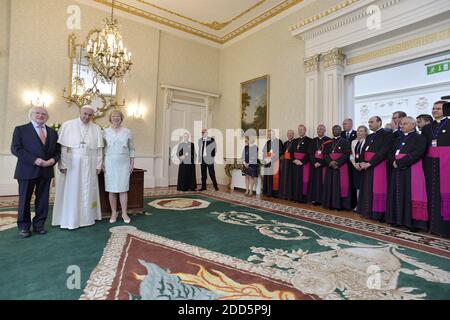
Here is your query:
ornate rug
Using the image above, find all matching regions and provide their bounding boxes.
[79,190,450,300]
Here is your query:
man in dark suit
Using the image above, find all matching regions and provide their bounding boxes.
[11,107,60,238]
[341,118,357,208]
[341,118,357,143]
[198,128,219,191]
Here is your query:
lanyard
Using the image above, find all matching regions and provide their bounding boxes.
[432,118,448,140]
[332,138,342,153]
[297,137,305,150]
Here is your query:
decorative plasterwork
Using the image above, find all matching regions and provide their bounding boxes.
[304,54,320,73]
[347,28,450,65]
[321,48,346,68]
[93,0,305,44]
[138,0,268,31]
[290,0,360,32]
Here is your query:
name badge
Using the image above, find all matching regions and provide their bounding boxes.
[432,140,438,147]
[395,150,400,156]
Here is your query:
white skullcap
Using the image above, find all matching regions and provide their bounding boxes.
[81,104,95,111]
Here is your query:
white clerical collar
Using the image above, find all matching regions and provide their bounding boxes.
[375,128,383,133]
[334,137,340,140]
[299,135,305,139]
[318,136,324,140]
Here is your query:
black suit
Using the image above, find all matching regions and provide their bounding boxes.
[11,122,60,231]
[198,137,218,189]
[342,130,357,207]
[341,130,357,143]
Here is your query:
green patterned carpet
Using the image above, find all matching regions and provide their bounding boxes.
[1,191,449,300]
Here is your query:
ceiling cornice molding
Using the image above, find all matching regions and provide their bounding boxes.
[93,0,305,44]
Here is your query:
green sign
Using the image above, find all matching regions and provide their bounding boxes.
[427,61,450,75]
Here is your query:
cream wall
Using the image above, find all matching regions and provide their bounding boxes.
[0,0,220,194]
[214,0,341,183]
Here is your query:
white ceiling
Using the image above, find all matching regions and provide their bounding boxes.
[81,0,314,47]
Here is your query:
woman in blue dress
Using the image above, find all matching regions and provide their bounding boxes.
[242,136,259,196]
[103,110,135,224]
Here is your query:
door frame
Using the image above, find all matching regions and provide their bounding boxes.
[160,84,220,187]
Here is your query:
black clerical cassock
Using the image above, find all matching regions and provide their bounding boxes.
[308,136,331,204]
[422,104,450,238]
[322,137,352,210]
[292,136,312,203]
[279,139,295,200]
[176,142,197,191]
[262,138,283,197]
[357,128,393,221]
[386,131,428,231]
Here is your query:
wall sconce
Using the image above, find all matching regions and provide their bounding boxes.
[128,104,145,119]
[24,91,52,108]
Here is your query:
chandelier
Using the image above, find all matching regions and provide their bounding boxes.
[86,0,132,83]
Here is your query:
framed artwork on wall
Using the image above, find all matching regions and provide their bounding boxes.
[241,75,269,135]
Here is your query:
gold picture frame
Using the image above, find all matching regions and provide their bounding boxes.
[62,33,124,120]
[240,75,269,135]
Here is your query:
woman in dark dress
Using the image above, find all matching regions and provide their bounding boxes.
[177,132,197,191]
[350,125,368,211]
[242,136,259,196]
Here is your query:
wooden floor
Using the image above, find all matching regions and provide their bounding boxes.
[1,185,446,240]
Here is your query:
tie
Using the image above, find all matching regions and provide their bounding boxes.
[38,125,46,145]
[203,139,207,157]
[347,132,350,139]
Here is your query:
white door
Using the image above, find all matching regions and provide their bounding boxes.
[168,103,206,185]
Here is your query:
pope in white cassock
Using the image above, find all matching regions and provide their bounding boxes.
[52,105,104,229]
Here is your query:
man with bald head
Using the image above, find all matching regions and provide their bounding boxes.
[11,107,60,238]
[279,129,296,200]
[386,117,428,231]
[308,124,331,205]
[357,116,393,221]
[52,105,104,230]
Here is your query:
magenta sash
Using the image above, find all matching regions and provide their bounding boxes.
[329,153,349,198]
[314,151,326,184]
[364,151,387,213]
[396,154,428,221]
[426,146,450,220]
[294,152,310,195]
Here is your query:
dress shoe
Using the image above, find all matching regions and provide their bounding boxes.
[110,213,118,223]
[19,230,31,238]
[34,229,47,235]
[214,186,219,191]
[200,187,207,191]
[122,215,131,224]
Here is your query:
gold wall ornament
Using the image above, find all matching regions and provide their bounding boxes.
[347,28,450,65]
[86,0,132,83]
[304,54,321,73]
[63,33,126,120]
[321,48,346,68]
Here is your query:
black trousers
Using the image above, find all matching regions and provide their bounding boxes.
[17,178,51,231]
[201,162,218,188]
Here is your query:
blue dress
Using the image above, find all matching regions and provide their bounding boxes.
[242,145,259,177]
[103,127,135,192]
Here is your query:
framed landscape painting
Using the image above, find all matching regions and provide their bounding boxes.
[241,75,269,135]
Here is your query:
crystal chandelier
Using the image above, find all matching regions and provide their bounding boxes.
[86,0,132,83]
